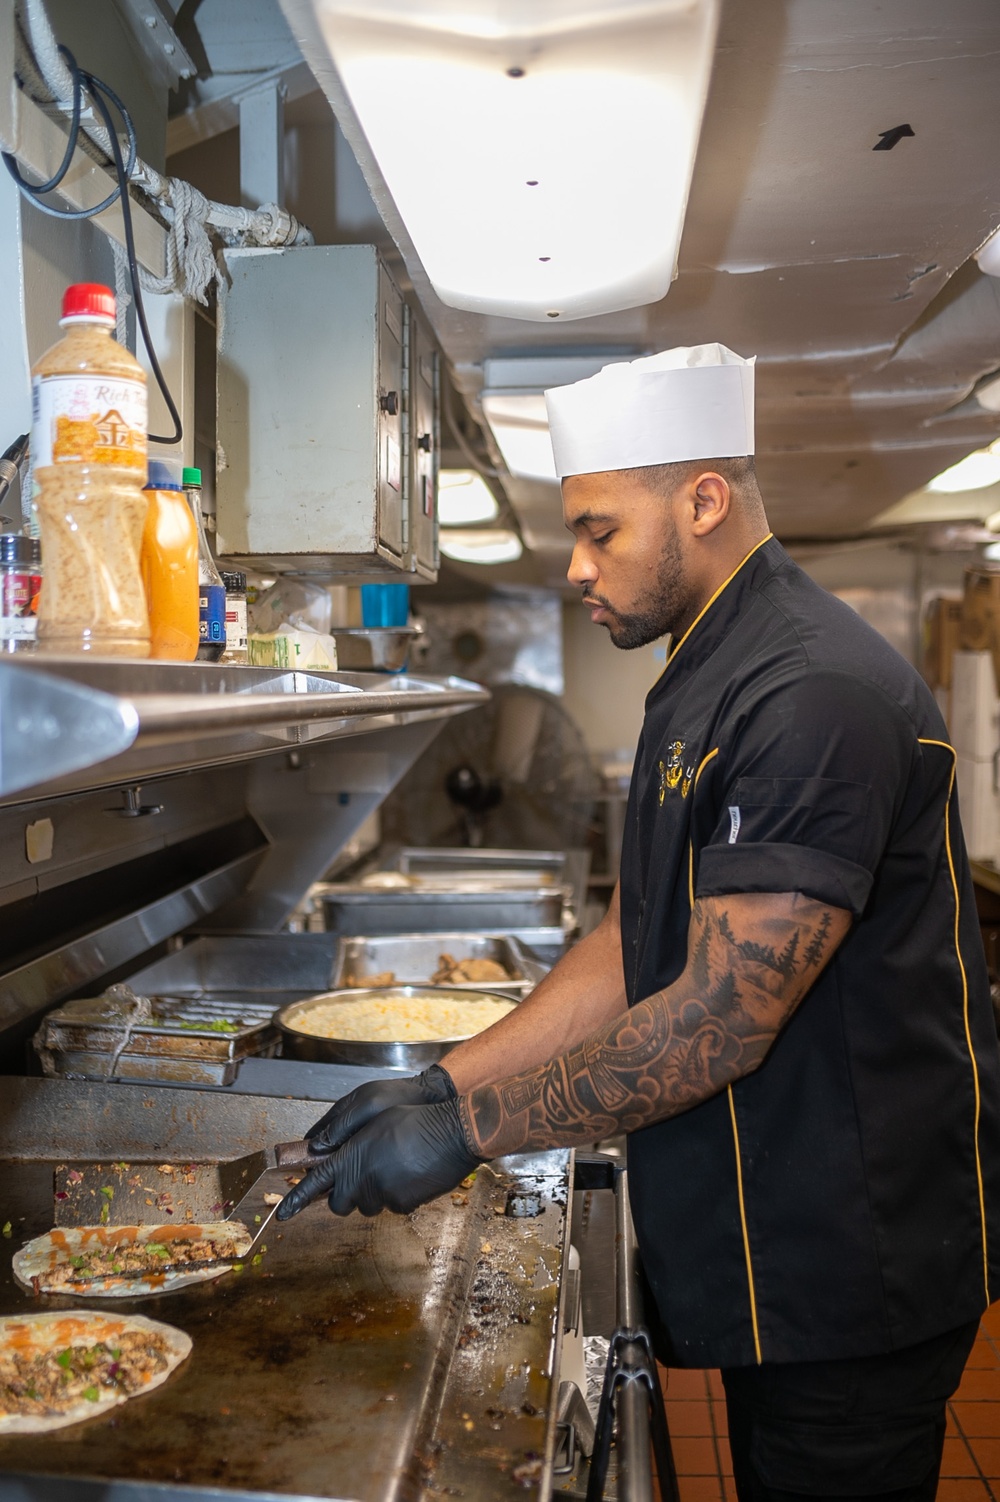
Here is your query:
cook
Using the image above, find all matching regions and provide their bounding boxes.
[278,344,1000,1502]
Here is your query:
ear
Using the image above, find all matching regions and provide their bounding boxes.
[690,472,731,537]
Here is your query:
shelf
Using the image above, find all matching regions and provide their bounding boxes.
[0,658,488,802]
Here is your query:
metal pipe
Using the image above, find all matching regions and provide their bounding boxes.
[615,1167,641,1329]
[126,685,485,742]
[614,1171,656,1502]
[617,1376,655,1502]
[14,0,313,254]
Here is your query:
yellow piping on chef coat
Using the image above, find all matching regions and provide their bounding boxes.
[728,1085,763,1364]
[685,744,763,1361]
[687,748,720,907]
[669,538,774,1364]
[919,737,989,1304]
[667,533,773,667]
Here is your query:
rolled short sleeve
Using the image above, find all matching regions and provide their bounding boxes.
[696,671,915,916]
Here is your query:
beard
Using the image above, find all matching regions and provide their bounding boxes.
[585,522,694,650]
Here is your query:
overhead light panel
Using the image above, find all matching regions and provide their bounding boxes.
[307,0,721,322]
[481,393,557,482]
[977,373,1000,413]
[927,442,1000,493]
[439,528,524,564]
[439,470,500,525]
[480,354,624,480]
[976,227,1000,279]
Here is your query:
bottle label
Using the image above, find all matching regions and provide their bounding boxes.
[224,597,248,651]
[199,583,226,642]
[1,570,37,640]
[32,374,147,470]
[1,572,32,617]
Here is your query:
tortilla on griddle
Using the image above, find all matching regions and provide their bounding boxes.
[0,1308,190,1433]
[14,1222,253,1298]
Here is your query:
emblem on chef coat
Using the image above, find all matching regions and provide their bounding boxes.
[658,741,695,803]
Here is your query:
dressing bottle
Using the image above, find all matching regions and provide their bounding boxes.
[31,282,149,656]
[141,460,199,661]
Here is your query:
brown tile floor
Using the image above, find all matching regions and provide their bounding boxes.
[660,1307,1000,1501]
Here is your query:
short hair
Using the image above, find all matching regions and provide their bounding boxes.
[634,456,759,497]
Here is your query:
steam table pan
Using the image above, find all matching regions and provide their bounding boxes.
[315,883,566,936]
[331,931,549,997]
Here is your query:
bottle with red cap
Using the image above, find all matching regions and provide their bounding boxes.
[31,282,150,656]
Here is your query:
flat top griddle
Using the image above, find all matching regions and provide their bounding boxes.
[0,1079,569,1502]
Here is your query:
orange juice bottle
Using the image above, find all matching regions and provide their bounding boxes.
[32,282,150,656]
[141,460,199,661]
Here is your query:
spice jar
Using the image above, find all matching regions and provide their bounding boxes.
[0,534,38,651]
[220,570,248,664]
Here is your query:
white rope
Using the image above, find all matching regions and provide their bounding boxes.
[111,239,132,342]
[140,177,221,306]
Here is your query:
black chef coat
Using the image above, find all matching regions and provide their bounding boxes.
[620,534,1000,1369]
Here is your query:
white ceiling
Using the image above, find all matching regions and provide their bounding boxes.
[175,0,1000,582]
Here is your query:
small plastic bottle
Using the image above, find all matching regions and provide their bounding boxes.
[182,467,226,662]
[32,282,149,656]
[220,570,249,664]
[141,460,199,661]
[0,534,38,652]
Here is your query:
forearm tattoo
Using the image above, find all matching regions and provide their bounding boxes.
[460,893,848,1159]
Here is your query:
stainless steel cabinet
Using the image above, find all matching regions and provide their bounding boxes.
[216,244,438,579]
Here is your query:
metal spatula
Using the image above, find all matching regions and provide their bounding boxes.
[53,1152,268,1227]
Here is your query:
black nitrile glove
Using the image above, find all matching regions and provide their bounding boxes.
[276,1098,482,1220]
[304,1063,457,1154]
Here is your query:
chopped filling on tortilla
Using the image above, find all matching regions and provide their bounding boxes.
[41,1235,243,1289]
[0,1331,170,1417]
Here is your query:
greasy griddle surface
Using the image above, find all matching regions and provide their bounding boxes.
[0,1153,567,1500]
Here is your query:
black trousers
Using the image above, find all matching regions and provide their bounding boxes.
[721,1320,979,1502]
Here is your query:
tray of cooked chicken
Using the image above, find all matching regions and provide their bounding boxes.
[331,932,548,998]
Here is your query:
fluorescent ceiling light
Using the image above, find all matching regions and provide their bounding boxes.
[927,443,1000,493]
[439,470,500,524]
[481,392,557,481]
[480,354,625,480]
[977,373,1000,413]
[977,227,1000,279]
[439,528,524,564]
[869,486,1000,530]
[309,0,721,321]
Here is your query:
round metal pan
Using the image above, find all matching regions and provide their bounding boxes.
[274,984,517,1068]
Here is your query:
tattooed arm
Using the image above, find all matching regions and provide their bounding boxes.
[276,890,851,1222]
[439,881,627,1092]
[460,890,851,1159]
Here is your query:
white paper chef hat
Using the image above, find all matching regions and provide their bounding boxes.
[544,343,755,480]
